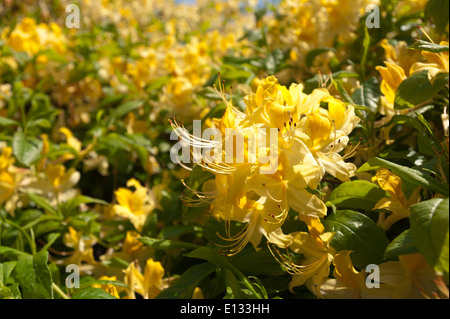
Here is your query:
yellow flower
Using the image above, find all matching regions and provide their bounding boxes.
[213,195,294,256]
[62,226,97,271]
[270,218,335,296]
[45,164,81,194]
[372,169,421,231]
[0,147,16,205]
[123,258,165,299]
[173,75,359,256]
[375,62,407,104]
[318,250,395,299]
[0,170,15,205]
[378,253,449,298]
[112,178,158,232]
[410,41,449,85]
[59,127,82,153]
[103,231,154,267]
[92,276,120,298]
[245,147,327,220]
[298,98,360,182]
[5,17,41,55]
[379,39,423,77]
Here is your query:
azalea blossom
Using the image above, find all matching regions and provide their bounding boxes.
[112,178,159,232]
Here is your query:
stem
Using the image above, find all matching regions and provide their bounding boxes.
[52,282,70,299]
[4,219,36,255]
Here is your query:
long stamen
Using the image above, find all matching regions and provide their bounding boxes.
[214,213,259,256]
[417,25,435,44]
[262,183,282,203]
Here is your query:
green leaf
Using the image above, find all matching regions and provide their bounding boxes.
[0,246,30,257]
[327,180,388,211]
[394,70,449,109]
[12,132,43,167]
[39,233,61,253]
[333,79,355,104]
[138,237,200,250]
[146,76,170,91]
[155,262,215,299]
[323,210,390,269]
[101,256,130,269]
[0,261,17,286]
[410,198,449,278]
[425,0,449,33]
[110,99,144,119]
[26,192,59,217]
[185,246,265,299]
[408,40,449,53]
[264,49,287,74]
[0,116,20,127]
[12,250,53,299]
[384,230,419,259]
[72,287,119,299]
[357,157,449,196]
[60,195,108,217]
[231,248,284,276]
[223,268,247,299]
[350,77,380,114]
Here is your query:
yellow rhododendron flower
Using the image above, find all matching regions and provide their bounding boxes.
[123,258,165,299]
[112,178,158,232]
[410,40,449,84]
[0,147,16,205]
[318,250,395,299]
[270,218,335,296]
[372,168,421,231]
[376,62,407,104]
[378,253,449,299]
[92,276,121,298]
[173,75,359,256]
[61,226,97,272]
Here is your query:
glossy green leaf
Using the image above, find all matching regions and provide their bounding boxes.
[410,198,449,278]
[323,210,390,269]
[394,70,449,109]
[139,237,200,250]
[327,180,388,211]
[358,157,449,196]
[350,77,380,114]
[408,40,449,53]
[155,262,216,299]
[384,229,419,259]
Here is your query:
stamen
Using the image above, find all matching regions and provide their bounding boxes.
[417,25,435,44]
[214,213,259,256]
